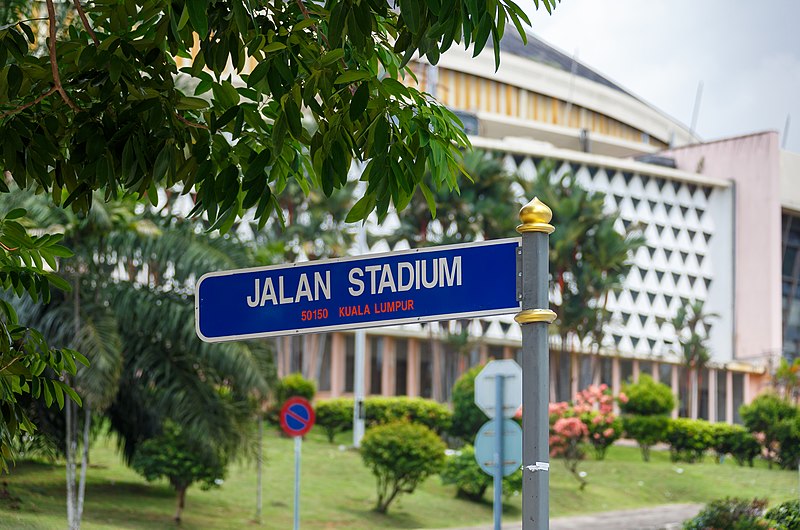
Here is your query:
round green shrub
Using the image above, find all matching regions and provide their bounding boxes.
[622,414,669,462]
[449,364,487,442]
[360,421,446,513]
[765,499,800,530]
[665,418,714,463]
[315,398,353,443]
[740,393,800,469]
[439,445,523,502]
[620,375,675,416]
[275,373,316,403]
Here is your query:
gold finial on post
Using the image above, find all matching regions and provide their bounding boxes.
[517,197,555,234]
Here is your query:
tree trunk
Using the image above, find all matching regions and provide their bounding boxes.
[76,404,91,525]
[65,389,75,529]
[174,486,187,522]
[255,418,263,523]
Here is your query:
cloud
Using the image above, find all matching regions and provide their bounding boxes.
[526,0,800,151]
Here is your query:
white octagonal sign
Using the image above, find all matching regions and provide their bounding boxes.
[474,359,522,419]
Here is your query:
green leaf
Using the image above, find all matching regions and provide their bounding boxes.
[349,83,369,120]
[419,181,437,219]
[346,195,376,223]
[188,0,210,38]
[334,70,371,85]
[263,41,287,53]
[4,208,25,220]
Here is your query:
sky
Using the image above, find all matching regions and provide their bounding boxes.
[525,0,800,153]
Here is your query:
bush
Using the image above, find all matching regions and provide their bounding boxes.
[582,411,623,461]
[620,375,675,416]
[311,397,452,441]
[449,365,487,442]
[365,397,452,435]
[440,445,523,502]
[683,498,769,530]
[710,423,761,467]
[315,398,352,443]
[132,422,226,522]
[765,499,800,530]
[740,393,800,469]
[623,415,669,462]
[275,373,316,403]
[361,421,446,513]
[665,418,714,463]
[772,414,800,470]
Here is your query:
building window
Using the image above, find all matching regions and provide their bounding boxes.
[698,368,709,420]
[639,361,653,380]
[732,373,745,424]
[395,339,408,396]
[344,334,355,393]
[420,340,433,399]
[370,337,384,395]
[659,363,673,386]
[289,336,303,375]
[579,356,592,391]
[441,341,460,402]
[678,366,689,417]
[556,352,571,402]
[620,359,634,385]
[488,345,504,361]
[600,358,613,387]
[318,334,332,392]
[716,369,727,422]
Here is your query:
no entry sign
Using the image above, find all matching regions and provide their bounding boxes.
[279,397,315,437]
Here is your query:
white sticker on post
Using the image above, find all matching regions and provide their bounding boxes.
[525,462,550,472]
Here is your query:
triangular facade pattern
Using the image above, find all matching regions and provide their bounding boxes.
[501,155,716,357]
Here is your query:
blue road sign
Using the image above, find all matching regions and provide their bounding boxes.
[474,419,523,477]
[195,238,521,342]
[280,397,315,437]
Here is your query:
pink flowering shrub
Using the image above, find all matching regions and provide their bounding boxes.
[574,384,624,460]
[548,385,627,488]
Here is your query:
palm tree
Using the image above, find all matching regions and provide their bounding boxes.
[2,189,273,529]
[521,161,644,399]
[671,300,717,418]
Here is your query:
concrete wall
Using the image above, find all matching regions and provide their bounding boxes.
[663,132,783,365]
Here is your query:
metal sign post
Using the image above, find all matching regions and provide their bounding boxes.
[294,436,301,530]
[493,375,505,530]
[514,198,556,529]
[279,398,316,530]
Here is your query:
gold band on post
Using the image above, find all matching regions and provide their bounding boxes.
[516,197,555,234]
[514,309,557,324]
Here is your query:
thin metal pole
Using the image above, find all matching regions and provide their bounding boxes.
[515,198,556,530]
[494,376,505,530]
[294,436,301,530]
[353,225,367,448]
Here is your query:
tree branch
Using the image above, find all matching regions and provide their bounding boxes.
[45,0,80,112]
[0,86,57,120]
[175,113,208,130]
[71,0,99,46]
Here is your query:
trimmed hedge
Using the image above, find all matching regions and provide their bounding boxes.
[665,418,714,463]
[711,423,761,467]
[449,365,486,442]
[683,498,769,530]
[314,397,452,442]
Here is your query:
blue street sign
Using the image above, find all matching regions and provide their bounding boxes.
[195,238,520,342]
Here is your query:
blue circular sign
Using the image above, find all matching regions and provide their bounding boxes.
[474,419,523,477]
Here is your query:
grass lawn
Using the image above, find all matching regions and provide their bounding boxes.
[0,427,798,529]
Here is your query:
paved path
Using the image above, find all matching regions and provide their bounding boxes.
[439,503,703,530]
